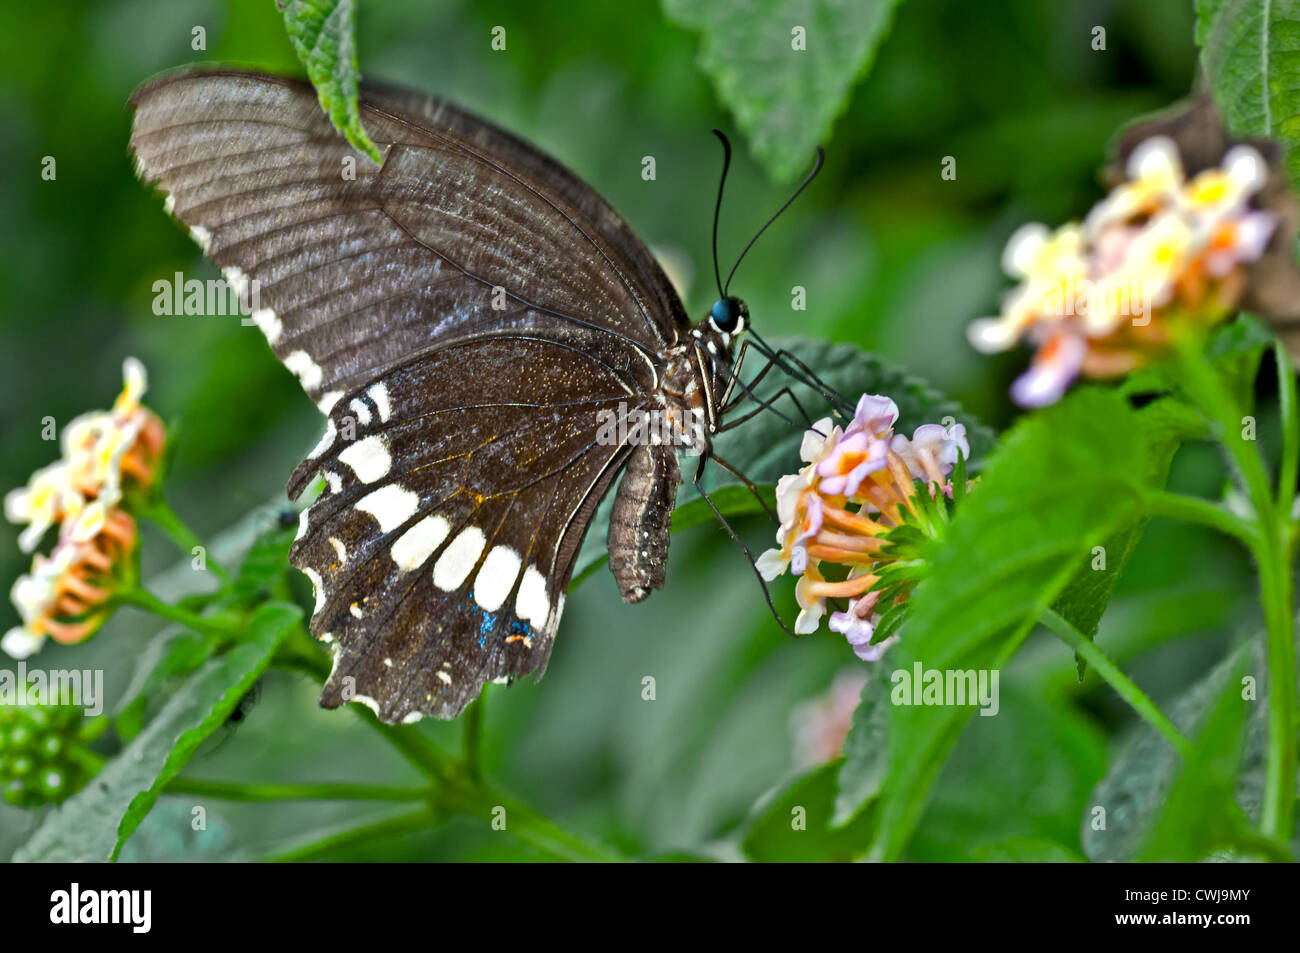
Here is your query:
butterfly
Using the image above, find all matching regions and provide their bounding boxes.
[128,68,824,723]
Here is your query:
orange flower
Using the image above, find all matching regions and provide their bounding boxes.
[3,358,162,659]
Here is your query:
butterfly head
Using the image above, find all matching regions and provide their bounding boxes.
[708,296,748,337]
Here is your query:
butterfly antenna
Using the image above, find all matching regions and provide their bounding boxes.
[710,129,733,301]
[723,146,825,296]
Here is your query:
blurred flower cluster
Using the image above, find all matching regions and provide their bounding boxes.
[3,359,164,659]
[757,394,969,661]
[791,669,868,768]
[969,136,1278,406]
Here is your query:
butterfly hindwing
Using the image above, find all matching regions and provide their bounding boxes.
[289,332,643,720]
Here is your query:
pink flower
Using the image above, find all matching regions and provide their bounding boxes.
[815,430,889,497]
[845,394,899,438]
[789,492,824,576]
[890,423,970,483]
[1010,330,1087,408]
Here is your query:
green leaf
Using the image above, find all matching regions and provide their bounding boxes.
[1084,638,1296,861]
[231,519,298,605]
[831,668,891,826]
[905,685,1106,860]
[662,0,903,181]
[114,627,222,740]
[1049,395,1203,671]
[1196,0,1300,190]
[1138,653,1259,860]
[13,603,301,862]
[863,388,1152,861]
[969,838,1085,862]
[739,760,876,861]
[280,0,382,164]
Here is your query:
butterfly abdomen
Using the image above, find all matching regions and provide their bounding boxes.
[606,443,680,603]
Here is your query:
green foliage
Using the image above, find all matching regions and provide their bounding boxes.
[662,0,901,181]
[907,686,1106,860]
[1,0,1292,865]
[1137,653,1257,861]
[14,604,300,861]
[1084,641,1296,862]
[848,389,1154,860]
[280,0,382,163]
[1197,0,1300,190]
[740,760,875,861]
[1049,396,1202,669]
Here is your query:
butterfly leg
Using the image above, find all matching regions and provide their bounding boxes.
[717,385,818,433]
[691,455,799,638]
[705,453,778,524]
[750,333,854,417]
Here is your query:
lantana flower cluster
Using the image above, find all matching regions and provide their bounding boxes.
[757,394,969,662]
[3,359,164,659]
[969,136,1277,406]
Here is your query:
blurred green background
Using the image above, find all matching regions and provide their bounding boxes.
[0,0,1256,860]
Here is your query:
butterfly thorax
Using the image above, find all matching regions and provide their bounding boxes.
[605,317,737,604]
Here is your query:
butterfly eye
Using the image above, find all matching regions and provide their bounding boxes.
[709,297,747,334]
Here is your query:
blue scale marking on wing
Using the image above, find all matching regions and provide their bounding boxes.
[465,598,538,646]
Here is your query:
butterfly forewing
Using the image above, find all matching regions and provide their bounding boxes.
[128,70,685,406]
[128,68,692,721]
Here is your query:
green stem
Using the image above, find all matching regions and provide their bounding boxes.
[166,777,431,803]
[1255,527,1296,842]
[1275,338,1298,514]
[262,807,438,862]
[1175,335,1297,844]
[445,780,625,863]
[269,624,617,860]
[116,585,239,640]
[274,623,456,783]
[1041,609,1192,758]
[1174,336,1275,522]
[138,496,230,581]
[1145,489,1257,547]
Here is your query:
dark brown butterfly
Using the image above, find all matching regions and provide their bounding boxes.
[128,68,820,723]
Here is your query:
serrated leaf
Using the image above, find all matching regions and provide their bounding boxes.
[662,0,902,181]
[905,686,1106,860]
[864,389,1152,861]
[280,0,382,164]
[1196,0,1300,190]
[13,603,301,862]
